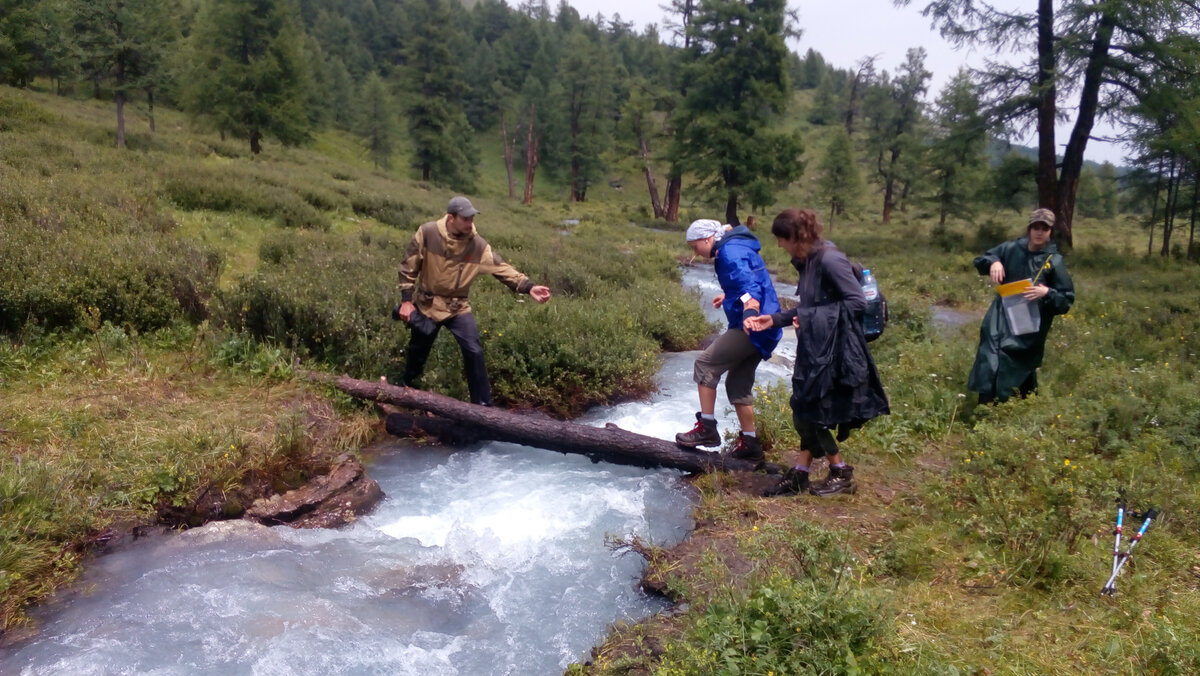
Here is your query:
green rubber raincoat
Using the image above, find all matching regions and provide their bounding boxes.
[967,236,1075,401]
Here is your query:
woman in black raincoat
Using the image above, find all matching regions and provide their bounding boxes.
[744,209,889,497]
[968,208,1075,404]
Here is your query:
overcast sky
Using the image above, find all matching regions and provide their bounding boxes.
[563,0,1130,165]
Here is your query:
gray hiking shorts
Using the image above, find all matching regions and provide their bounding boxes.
[693,328,764,405]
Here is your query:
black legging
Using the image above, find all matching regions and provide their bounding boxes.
[791,414,841,459]
[403,312,492,406]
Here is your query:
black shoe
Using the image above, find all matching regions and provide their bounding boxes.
[762,468,810,497]
[810,465,856,496]
[675,413,720,448]
[725,433,764,468]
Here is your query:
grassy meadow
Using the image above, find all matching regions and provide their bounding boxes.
[3,84,1200,675]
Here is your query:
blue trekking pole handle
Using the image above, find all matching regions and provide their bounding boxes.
[1110,498,1125,581]
[1102,508,1158,596]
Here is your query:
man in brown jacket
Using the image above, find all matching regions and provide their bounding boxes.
[396,196,551,405]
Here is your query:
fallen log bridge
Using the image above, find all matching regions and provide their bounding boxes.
[308,372,766,474]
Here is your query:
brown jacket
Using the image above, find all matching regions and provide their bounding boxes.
[399,216,534,322]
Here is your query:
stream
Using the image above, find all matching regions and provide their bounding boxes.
[0,265,797,676]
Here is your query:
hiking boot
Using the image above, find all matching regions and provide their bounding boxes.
[725,433,764,468]
[810,464,856,497]
[762,468,810,497]
[675,413,721,449]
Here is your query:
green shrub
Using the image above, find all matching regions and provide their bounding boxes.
[0,166,222,333]
[656,577,889,675]
[346,190,422,227]
[160,163,330,230]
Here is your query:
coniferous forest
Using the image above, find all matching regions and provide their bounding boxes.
[4,0,1200,673]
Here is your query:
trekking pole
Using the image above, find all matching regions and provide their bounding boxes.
[1107,491,1126,592]
[1101,507,1158,596]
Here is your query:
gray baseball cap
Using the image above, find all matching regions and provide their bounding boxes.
[447,196,480,218]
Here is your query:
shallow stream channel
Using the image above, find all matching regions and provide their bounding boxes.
[1,266,797,676]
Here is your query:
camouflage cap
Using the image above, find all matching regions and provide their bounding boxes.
[1028,208,1055,228]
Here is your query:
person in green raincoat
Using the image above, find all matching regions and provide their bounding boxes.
[968,208,1075,404]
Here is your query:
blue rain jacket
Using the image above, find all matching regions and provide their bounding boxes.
[711,225,783,359]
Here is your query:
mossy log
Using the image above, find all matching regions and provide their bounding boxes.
[307,372,763,474]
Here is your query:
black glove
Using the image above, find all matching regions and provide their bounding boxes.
[391,305,402,321]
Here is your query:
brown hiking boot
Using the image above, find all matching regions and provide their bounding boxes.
[762,468,810,497]
[810,464,856,496]
[725,433,764,468]
[675,412,721,449]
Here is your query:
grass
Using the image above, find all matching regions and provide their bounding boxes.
[3,82,1199,672]
[581,213,1200,675]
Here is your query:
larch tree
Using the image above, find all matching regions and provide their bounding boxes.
[670,0,804,225]
[401,0,477,190]
[863,48,931,224]
[816,129,863,229]
[927,69,989,225]
[356,72,398,170]
[70,0,157,148]
[181,0,312,154]
[559,30,615,202]
[901,0,1200,249]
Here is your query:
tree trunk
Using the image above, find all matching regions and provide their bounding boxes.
[115,55,126,149]
[308,373,762,474]
[881,169,896,224]
[1055,7,1116,252]
[724,193,739,226]
[665,173,681,222]
[1148,158,1164,256]
[115,89,126,149]
[501,110,516,200]
[1189,171,1198,262]
[1161,157,1179,257]
[641,138,664,218]
[147,88,156,133]
[523,103,538,205]
[1035,0,1058,217]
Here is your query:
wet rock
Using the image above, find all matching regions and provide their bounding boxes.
[245,453,384,529]
[173,519,282,546]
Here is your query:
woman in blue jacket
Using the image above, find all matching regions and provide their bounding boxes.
[675,219,782,467]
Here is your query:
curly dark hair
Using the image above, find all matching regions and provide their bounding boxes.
[771,208,824,259]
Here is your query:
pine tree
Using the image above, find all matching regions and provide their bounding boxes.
[180,0,312,154]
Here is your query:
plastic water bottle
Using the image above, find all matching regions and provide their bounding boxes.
[861,268,883,338]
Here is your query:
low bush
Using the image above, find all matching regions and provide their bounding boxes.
[0,168,221,333]
[160,162,330,230]
[345,190,423,227]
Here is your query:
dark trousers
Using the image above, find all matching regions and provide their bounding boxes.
[403,312,492,406]
[792,416,841,460]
